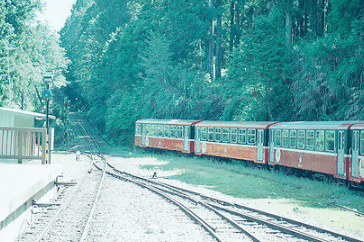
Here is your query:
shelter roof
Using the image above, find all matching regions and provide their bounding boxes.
[0,107,56,120]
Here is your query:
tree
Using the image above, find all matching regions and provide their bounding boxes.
[223,3,293,121]
[0,0,68,110]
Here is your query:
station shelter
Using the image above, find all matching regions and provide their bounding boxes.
[0,107,55,127]
[0,107,56,164]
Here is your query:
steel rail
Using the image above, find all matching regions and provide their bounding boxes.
[35,118,106,242]
[231,203,364,242]
[79,162,106,242]
[81,117,362,242]
[109,164,363,242]
[34,174,88,242]
[208,202,329,242]
[146,183,261,242]
[327,202,364,217]
[93,164,226,242]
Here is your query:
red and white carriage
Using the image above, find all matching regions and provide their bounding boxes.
[268,121,356,181]
[194,121,278,163]
[135,119,201,153]
[348,123,364,185]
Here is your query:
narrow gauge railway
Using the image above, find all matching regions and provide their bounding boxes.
[16,119,106,242]
[98,162,362,242]
[135,119,364,188]
[327,203,364,217]
[17,117,363,241]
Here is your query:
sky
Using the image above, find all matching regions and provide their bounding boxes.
[37,0,77,32]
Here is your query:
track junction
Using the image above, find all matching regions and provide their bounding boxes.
[16,116,363,242]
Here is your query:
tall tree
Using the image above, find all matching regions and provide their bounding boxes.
[0,0,68,110]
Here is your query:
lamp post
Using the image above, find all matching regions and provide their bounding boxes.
[43,74,53,164]
[6,27,13,107]
[6,40,11,107]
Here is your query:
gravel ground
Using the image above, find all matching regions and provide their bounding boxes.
[107,155,364,241]
[85,175,216,242]
[22,152,364,241]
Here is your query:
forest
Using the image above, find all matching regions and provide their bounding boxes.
[0,0,68,112]
[1,0,364,146]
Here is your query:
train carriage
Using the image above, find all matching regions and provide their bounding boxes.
[135,119,201,153]
[194,121,278,163]
[348,123,364,185]
[268,121,357,181]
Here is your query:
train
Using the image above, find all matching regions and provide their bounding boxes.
[135,119,364,187]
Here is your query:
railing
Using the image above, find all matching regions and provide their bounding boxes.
[0,127,53,164]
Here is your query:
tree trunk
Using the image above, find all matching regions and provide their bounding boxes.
[247,7,254,32]
[316,0,325,37]
[208,0,215,81]
[285,0,292,47]
[215,0,222,79]
[229,1,235,53]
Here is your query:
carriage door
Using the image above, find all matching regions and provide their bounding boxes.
[257,129,264,161]
[184,126,190,152]
[195,128,201,153]
[351,131,359,178]
[269,129,275,164]
[141,124,145,146]
[337,131,345,176]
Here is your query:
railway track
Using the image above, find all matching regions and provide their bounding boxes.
[99,162,363,242]
[17,117,106,242]
[17,116,363,241]
[327,203,364,218]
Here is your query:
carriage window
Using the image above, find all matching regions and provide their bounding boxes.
[297,130,305,149]
[215,128,221,142]
[222,128,229,142]
[306,130,314,150]
[154,125,159,136]
[238,129,246,144]
[231,128,237,143]
[282,130,289,147]
[158,125,164,136]
[135,124,141,135]
[201,127,208,141]
[290,130,297,148]
[315,130,324,151]
[177,126,183,138]
[247,129,256,145]
[208,127,214,141]
[170,126,176,137]
[360,131,364,155]
[144,124,149,135]
[325,131,335,152]
[164,125,170,137]
[274,130,281,146]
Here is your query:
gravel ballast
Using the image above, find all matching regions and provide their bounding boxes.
[19,153,364,241]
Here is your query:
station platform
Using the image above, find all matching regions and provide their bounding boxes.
[0,163,63,242]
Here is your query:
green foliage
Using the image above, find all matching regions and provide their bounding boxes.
[61,0,364,145]
[0,0,68,111]
[222,4,293,121]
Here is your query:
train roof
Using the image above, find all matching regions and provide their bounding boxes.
[195,121,278,129]
[350,123,364,130]
[136,119,201,126]
[270,121,361,130]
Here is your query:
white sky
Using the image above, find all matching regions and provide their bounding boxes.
[37,0,77,32]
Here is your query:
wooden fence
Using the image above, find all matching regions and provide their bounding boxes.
[0,127,53,164]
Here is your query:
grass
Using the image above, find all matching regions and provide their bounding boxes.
[130,149,364,213]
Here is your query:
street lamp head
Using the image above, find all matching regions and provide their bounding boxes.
[43,75,53,83]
